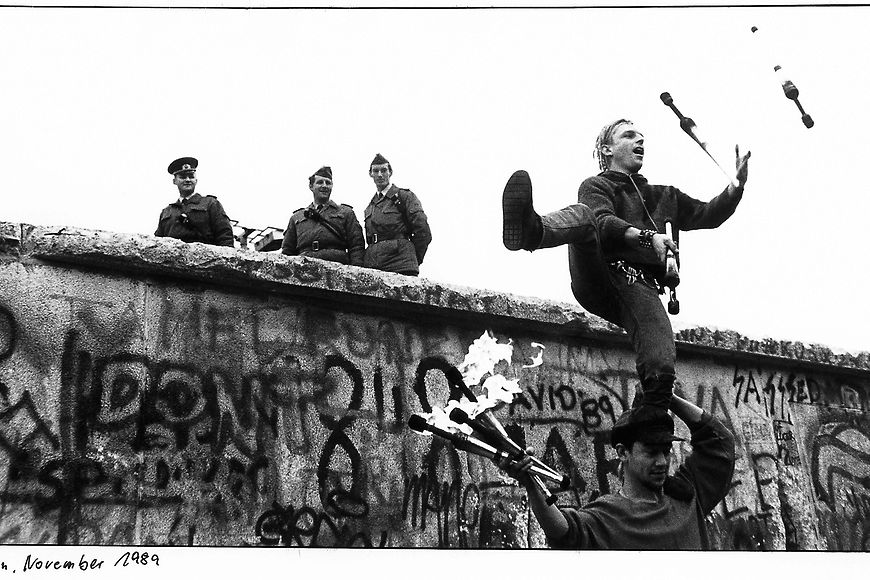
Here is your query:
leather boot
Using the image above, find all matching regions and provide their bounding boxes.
[502,170,543,251]
[640,373,676,410]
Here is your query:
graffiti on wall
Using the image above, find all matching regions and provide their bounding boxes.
[0,271,868,550]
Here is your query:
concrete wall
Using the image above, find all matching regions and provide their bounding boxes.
[0,222,869,549]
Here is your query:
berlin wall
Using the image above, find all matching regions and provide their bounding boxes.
[0,221,869,550]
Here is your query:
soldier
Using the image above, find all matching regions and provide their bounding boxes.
[363,153,432,276]
[155,157,235,247]
[281,166,365,266]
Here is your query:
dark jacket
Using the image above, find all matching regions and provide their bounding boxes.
[549,412,735,550]
[578,170,743,280]
[363,184,432,275]
[155,193,235,247]
[281,200,365,266]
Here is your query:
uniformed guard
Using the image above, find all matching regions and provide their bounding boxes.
[155,157,235,247]
[281,166,365,266]
[363,153,432,276]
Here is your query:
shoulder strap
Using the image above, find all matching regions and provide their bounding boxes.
[181,210,212,243]
[304,207,346,244]
[386,187,413,231]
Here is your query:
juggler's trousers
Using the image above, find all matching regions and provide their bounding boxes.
[538,204,675,409]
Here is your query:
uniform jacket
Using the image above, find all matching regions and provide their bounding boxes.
[548,412,735,550]
[577,170,743,280]
[155,193,235,247]
[281,200,365,266]
[363,184,432,275]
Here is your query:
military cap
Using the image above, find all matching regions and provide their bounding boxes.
[370,153,390,167]
[610,405,685,448]
[311,166,333,180]
[168,157,198,175]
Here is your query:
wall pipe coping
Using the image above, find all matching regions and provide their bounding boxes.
[2,221,868,376]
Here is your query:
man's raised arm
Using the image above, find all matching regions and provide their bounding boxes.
[670,393,705,424]
[497,453,569,541]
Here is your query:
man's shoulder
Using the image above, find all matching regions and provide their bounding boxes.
[331,200,356,213]
[579,173,617,191]
[393,185,425,210]
[392,185,416,198]
[573,492,626,513]
[200,194,225,206]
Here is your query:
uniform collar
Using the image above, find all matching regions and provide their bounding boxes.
[373,184,395,203]
[309,199,337,211]
[176,193,203,206]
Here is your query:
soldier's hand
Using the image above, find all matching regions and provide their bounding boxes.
[652,233,678,264]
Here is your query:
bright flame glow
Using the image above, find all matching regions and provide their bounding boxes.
[422,407,473,435]
[414,331,540,439]
[481,375,521,405]
[458,331,513,387]
[445,398,478,417]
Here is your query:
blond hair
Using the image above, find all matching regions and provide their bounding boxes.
[594,119,633,172]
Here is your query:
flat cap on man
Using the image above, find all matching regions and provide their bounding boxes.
[370,153,389,167]
[311,166,333,180]
[168,157,199,175]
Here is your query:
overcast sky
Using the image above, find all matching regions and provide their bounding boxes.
[2,2,868,354]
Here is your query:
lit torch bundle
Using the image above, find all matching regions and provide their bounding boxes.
[407,331,569,504]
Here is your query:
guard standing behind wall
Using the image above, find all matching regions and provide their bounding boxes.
[363,153,432,276]
[281,166,365,266]
[155,157,235,247]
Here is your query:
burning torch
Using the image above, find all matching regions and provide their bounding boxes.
[448,407,570,500]
[408,413,569,505]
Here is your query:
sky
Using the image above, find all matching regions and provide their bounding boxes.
[1,2,869,354]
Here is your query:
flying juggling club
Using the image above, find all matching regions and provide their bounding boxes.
[751,26,814,128]
[660,91,739,188]
[664,221,680,315]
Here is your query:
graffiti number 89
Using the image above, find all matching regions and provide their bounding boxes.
[114,552,159,567]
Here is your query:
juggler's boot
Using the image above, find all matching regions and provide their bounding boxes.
[502,170,543,251]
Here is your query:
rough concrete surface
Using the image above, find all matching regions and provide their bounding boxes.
[0,222,868,549]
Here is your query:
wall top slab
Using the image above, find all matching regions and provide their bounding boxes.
[2,221,867,373]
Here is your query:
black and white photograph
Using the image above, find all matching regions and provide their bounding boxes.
[0,0,868,576]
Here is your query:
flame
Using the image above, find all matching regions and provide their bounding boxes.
[421,407,473,435]
[445,398,478,417]
[522,342,545,369]
[413,331,539,437]
[458,331,513,387]
[481,375,521,405]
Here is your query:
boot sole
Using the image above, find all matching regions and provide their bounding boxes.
[502,170,532,251]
